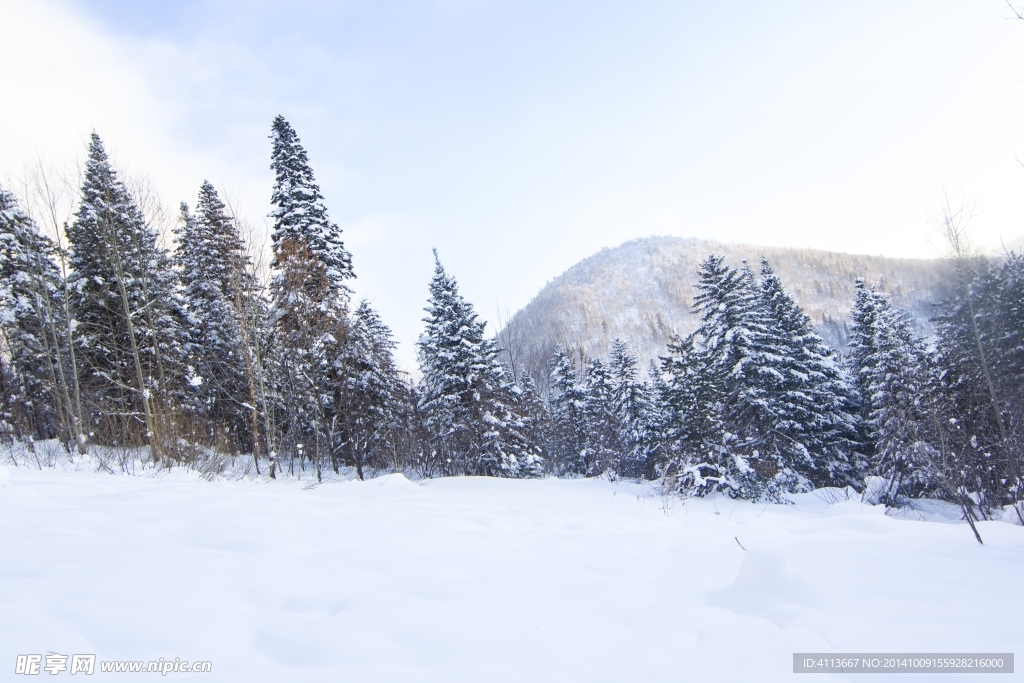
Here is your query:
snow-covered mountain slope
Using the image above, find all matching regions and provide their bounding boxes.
[501,236,951,389]
[1,463,1020,682]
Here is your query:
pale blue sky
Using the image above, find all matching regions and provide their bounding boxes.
[3,0,1024,366]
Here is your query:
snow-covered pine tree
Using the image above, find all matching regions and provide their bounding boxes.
[267,116,354,478]
[518,370,551,462]
[689,254,784,498]
[654,332,726,494]
[335,299,406,479]
[644,358,666,469]
[608,339,654,478]
[986,254,1024,514]
[846,278,881,434]
[581,356,620,477]
[0,184,72,443]
[548,346,589,475]
[417,251,541,477]
[269,116,354,287]
[66,134,189,456]
[403,382,436,477]
[175,182,258,454]
[492,375,546,479]
[992,254,1024,516]
[853,286,932,501]
[757,259,859,486]
[931,255,1024,512]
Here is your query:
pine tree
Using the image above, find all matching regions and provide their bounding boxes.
[846,278,881,432]
[689,255,784,498]
[931,255,1024,512]
[581,356,619,476]
[175,182,256,453]
[66,134,189,455]
[518,371,550,462]
[270,115,354,287]
[0,184,70,442]
[267,116,354,478]
[548,346,589,475]
[417,251,540,477]
[335,300,405,479]
[654,332,725,493]
[852,286,932,500]
[608,339,653,478]
[757,259,859,486]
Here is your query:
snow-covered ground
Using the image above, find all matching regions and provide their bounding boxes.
[1,460,1021,681]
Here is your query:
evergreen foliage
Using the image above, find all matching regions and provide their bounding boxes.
[0,185,67,441]
[687,255,790,498]
[9,116,1021,522]
[581,357,619,476]
[654,256,863,499]
[335,300,406,479]
[757,259,859,486]
[847,281,932,501]
[269,115,354,288]
[66,133,189,450]
[548,347,589,475]
[267,116,353,477]
[654,332,725,494]
[175,182,258,452]
[608,339,653,478]
[930,254,1024,512]
[417,252,541,477]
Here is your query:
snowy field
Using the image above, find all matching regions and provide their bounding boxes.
[1,461,1022,682]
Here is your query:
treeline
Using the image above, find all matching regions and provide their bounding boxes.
[1,119,1021,526]
[547,254,1024,529]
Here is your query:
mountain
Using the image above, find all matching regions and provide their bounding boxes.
[499,236,953,392]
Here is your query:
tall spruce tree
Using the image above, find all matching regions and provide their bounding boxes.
[846,278,881,432]
[654,332,725,493]
[548,346,589,475]
[931,255,1024,513]
[689,255,784,498]
[267,116,354,478]
[0,184,70,442]
[581,356,619,476]
[175,181,259,453]
[66,134,189,455]
[756,259,859,486]
[848,284,931,500]
[335,300,405,479]
[608,339,653,478]
[417,252,540,477]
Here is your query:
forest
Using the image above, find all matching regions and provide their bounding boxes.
[1,117,1022,538]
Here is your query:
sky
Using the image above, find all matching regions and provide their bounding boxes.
[3,0,1024,368]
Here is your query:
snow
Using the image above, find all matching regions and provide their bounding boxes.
[1,464,1021,682]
